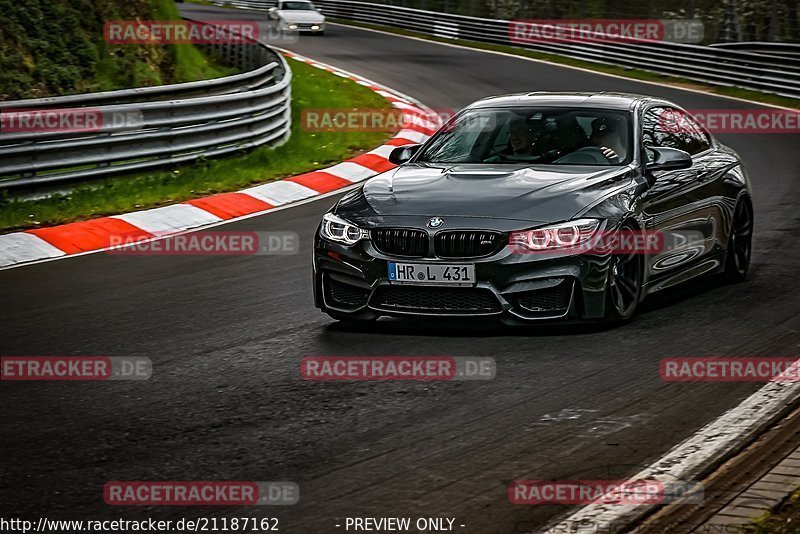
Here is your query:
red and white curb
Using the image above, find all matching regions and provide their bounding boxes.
[0,51,437,270]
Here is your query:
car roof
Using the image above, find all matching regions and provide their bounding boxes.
[466,92,669,112]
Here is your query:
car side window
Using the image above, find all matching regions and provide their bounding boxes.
[642,107,687,153]
[680,113,712,154]
[642,106,711,156]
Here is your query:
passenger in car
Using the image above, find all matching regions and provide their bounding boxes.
[590,116,628,162]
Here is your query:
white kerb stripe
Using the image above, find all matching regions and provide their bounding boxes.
[375,90,411,103]
[113,204,222,234]
[0,233,66,267]
[402,114,439,131]
[323,162,379,182]
[241,180,319,205]
[394,129,430,143]
[368,145,396,159]
[392,101,426,114]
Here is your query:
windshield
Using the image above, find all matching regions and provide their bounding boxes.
[417,107,633,166]
[281,1,315,9]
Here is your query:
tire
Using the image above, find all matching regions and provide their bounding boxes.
[722,198,753,283]
[603,222,644,324]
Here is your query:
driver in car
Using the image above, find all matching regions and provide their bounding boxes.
[508,118,538,156]
[503,116,561,160]
[590,116,627,163]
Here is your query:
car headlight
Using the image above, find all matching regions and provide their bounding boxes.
[288,23,298,29]
[320,213,369,245]
[509,219,601,252]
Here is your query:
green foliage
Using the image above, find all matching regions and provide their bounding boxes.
[0,0,235,100]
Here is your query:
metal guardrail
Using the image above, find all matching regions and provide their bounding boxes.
[209,0,274,9]
[0,19,292,190]
[711,42,800,58]
[211,0,800,101]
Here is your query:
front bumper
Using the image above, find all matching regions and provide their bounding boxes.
[313,232,614,324]
[281,21,325,32]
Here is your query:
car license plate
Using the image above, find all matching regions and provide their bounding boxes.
[388,262,475,286]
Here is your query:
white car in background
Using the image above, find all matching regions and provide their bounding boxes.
[268,0,326,35]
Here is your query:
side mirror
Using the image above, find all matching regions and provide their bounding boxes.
[645,147,692,172]
[388,144,422,165]
[268,7,278,17]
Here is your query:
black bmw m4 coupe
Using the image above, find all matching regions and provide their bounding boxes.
[313,92,754,325]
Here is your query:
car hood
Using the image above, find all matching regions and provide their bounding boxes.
[336,163,634,227]
[279,10,324,22]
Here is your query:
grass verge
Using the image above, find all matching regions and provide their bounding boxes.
[0,57,392,232]
[330,18,800,110]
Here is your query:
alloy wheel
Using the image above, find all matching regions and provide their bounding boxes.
[607,225,643,320]
[730,200,753,277]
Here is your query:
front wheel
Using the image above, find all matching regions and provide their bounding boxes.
[722,198,753,282]
[603,223,644,324]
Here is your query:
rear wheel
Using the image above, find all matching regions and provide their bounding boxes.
[604,223,644,324]
[723,198,753,282]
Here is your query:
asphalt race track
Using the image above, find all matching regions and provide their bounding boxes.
[2,8,800,532]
